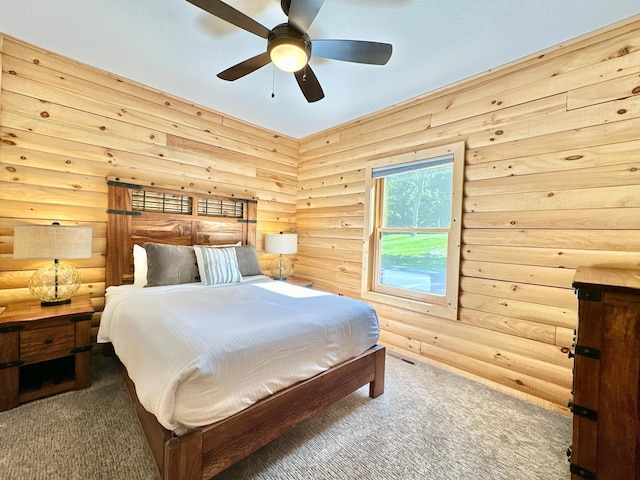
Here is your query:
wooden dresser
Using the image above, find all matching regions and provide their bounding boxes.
[0,295,94,411]
[570,267,640,480]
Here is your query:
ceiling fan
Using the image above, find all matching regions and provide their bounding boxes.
[186,0,393,102]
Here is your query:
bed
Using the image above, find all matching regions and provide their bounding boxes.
[100,179,386,480]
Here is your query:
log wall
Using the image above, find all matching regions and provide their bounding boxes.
[1,14,639,413]
[0,35,299,343]
[296,16,640,413]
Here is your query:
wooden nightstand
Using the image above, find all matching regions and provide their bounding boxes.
[273,276,313,288]
[0,295,94,411]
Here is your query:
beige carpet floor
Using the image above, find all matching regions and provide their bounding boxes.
[0,353,572,479]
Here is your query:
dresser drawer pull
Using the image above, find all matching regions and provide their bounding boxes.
[44,337,53,345]
[570,463,596,480]
[575,344,601,359]
[0,359,24,369]
[572,404,598,421]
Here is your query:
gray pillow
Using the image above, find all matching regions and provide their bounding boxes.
[143,243,200,287]
[234,245,262,277]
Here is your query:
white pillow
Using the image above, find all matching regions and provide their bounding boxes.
[133,244,148,287]
[194,246,242,286]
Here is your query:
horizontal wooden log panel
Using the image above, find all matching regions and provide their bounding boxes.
[297,156,366,182]
[466,139,640,182]
[298,179,364,199]
[2,90,167,147]
[457,308,557,345]
[382,317,572,389]
[296,227,364,241]
[461,260,575,289]
[0,267,105,289]
[296,193,364,211]
[463,228,640,251]
[469,115,640,164]
[303,94,563,170]
[432,32,640,126]
[466,159,640,196]
[297,246,362,263]
[415,339,572,407]
[300,30,640,161]
[1,111,259,178]
[295,204,363,219]
[302,17,640,151]
[380,328,571,407]
[221,115,298,151]
[0,180,106,206]
[300,102,435,153]
[375,302,571,366]
[3,38,222,124]
[0,217,107,237]
[460,292,576,329]
[381,335,569,415]
[167,135,297,176]
[0,283,105,307]
[298,114,433,165]
[105,173,293,206]
[295,214,364,230]
[468,96,640,151]
[460,276,575,310]
[292,260,362,284]
[0,72,296,169]
[0,163,107,193]
[568,71,640,110]
[462,244,640,269]
[302,33,637,155]
[3,39,297,152]
[464,207,640,230]
[466,184,640,213]
[0,198,107,223]
[297,236,362,251]
[298,169,366,191]
[1,130,288,200]
[3,254,104,272]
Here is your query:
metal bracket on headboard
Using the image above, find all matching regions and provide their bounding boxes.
[107,180,143,189]
[106,209,141,216]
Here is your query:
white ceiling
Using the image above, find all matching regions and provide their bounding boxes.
[2,1,640,139]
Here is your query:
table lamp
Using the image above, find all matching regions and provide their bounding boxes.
[13,222,93,306]
[264,232,297,280]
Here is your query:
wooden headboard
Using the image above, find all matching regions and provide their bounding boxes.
[105,179,257,287]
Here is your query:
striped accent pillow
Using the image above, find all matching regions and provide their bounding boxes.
[194,246,242,286]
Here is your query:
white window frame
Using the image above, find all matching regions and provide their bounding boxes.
[361,142,465,320]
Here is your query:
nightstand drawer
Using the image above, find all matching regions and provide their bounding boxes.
[20,324,75,363]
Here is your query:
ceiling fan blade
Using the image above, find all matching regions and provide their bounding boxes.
[186,0,271,39]
[312,39,392,65]
[294,66,324,103]
[287,0,325,32]
[217,52,271,81]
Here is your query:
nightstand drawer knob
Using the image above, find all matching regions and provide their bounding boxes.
[44,337,53,344]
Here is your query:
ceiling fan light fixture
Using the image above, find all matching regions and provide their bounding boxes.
[270,43,308,72]
[267,23,311,73]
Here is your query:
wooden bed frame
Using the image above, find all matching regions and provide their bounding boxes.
[105,179,386,480]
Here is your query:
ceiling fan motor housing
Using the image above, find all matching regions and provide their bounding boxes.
[268,23,312,72]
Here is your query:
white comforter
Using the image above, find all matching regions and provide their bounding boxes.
[97,276,379,432]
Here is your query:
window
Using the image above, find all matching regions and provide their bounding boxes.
[362,142,464,319]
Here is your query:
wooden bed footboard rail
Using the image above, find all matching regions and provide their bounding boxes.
[122,345,386,480]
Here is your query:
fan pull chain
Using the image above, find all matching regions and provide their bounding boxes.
[271,64,276,98]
